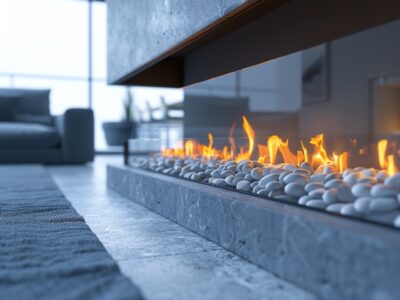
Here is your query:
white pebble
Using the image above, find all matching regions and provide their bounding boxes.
[351,183,371,198]
[369,197,399,213]
[340,204,360,216]
[322,189,338,204]
[324,179,346,189]
[259,174,280,187]
[326,203,345,213]
[343,172,362,186]
[384,173,400,189]
[269,190,284,198]
[236,180,251,191]
[310,173,326,183]
[354,197,372,214]
[225,175,235,186]
[284,182,306,198]
[305,182,324,193]
[306,200,327,209]
[393,215,400,228]
[213,178,228,187]
[211,170,221,178]
[283,173,308,185]
[357,176,377,185]
[308,188,325,199]
[251,167,263,180]
[257,189,269,196]
[265,181,283,191]
[337,185,355,202]
[300,162,313,172]
[298,195,313,205]
[375,170,388,183]
[252,185,262,194]
[370,184,397,197]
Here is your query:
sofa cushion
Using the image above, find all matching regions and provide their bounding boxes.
[0,88,50,116]
[0,122,60,149]
[14,113,53,125]
[0,95,20,121]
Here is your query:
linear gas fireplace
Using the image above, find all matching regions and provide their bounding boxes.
[107,4,400,300]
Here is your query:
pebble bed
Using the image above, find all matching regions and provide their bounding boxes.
[136,156,400,228]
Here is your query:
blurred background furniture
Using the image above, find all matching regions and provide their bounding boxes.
[0,88,94,163]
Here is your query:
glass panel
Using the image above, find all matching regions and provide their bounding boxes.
[0,0,88,77]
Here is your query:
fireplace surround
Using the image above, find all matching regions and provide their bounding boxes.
[107,5,400,300]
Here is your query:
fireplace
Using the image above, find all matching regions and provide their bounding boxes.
[108,14,400,300]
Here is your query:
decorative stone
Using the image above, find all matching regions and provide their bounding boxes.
[308,188,325,199]
[279,172,290,183]
[337,185,355,202]
[322,189,338,204]
[340,204,360,216]
[225,175,235,186]
[305,182,324,193]
[259,174,280,187]
[300,162,313,172]
[252,185,262,194]
[324,179,346,189]
[298,195,312,205]
[236,180,251,191]
[370,184,397,198]
[324,173,340,183]
[251,167,263,180]
[293,168,311,176]
[310,173,325,183]
[326,203,345,213]
[191,173,201,181]
[351,183,371,198]
[283,173,308,185]
[306,200,327,209]
[220,170,234,178]
[265,181,283,191]
[244,174,254,181]
[275,194,297,202]
[250,181,259,188]
[384,173,400,189]
[256,189,269,196]
[269,190,284,198]
[354,197,372,214]
[343,172,361,186]
[284,182,306,198]
[232,177,244,186]
[369,197,399,213]
[213,178,228,187]
[394,215,400,228]
[376,170,388,183]
[211,170,221,178]
[357,176,377,185]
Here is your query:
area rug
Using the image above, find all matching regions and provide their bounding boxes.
[0,165,142,300]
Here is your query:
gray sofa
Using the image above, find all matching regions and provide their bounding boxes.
[0,88,94,163]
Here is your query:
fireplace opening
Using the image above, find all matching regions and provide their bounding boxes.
[124,19,400,229]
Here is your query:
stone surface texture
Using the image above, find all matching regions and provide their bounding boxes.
[107,0,249,83]
[107,164,400,300]
[0,165,141,300]
[49,157,315,300]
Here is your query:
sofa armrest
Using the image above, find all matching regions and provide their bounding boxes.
[55,108,94,163]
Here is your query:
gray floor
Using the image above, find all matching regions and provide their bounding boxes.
[47,156,316,300]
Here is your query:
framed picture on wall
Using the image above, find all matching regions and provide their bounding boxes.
[302,43,329,105]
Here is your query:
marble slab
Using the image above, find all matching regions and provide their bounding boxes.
[107,164,400,300]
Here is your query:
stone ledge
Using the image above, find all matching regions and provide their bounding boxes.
[107,164,400,300]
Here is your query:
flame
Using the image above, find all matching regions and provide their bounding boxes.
[377,139,388,169]
[235,116,255,162]
[279,139,298,165]
[387,154,397,176]
[268,135,281,164]
[159,117,397,176]
[301,140,308,163]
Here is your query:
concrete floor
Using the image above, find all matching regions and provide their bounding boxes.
[47,156,316,300]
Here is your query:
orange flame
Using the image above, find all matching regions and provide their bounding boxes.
[159,117,397,176]
[268,135,281,165]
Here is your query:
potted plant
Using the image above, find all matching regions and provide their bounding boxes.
[102,88,137,146]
